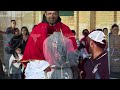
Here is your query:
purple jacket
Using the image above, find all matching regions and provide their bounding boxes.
[84,51,109,79]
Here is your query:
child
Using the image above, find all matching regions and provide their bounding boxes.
[9,47,23,79]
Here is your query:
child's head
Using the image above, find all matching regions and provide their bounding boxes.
[15,47,21,54]
[14,28,20,36]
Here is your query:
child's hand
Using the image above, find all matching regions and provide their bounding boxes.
[17,60,21,63]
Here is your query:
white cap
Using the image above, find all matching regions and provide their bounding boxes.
[88,31,106,44]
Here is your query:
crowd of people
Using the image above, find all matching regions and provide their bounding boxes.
[0,11,119,79]
[3,20,30,79]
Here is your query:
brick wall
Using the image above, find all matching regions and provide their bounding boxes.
[96,11,114,32]
[1,11,120,37]
[78,11,90,39]
[15,11,34,32]
[61,16,74,30]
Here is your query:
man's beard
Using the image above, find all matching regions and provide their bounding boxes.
[49,21,56,25]
[49,22,55,25]
[49,18,57,25]
[89,47,92,54]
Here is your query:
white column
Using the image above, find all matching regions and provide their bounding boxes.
[114,11,117,23]
[90,11,96,31]
[33,11,36,25]
[38,11,44,22]
[74,11,79,39]
[11,11,16,20]
[21,11,23,27]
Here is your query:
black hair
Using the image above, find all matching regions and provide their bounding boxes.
[13,28,19,34]
[21,26,29,35]
[45,11,59,14]
[82,29,89,37]
[71,30,76,35]
[15,47,21,50]
[103,28,108,30]
[42,13,61,23]
[11,20,16,22]
[103,28,108,32]
[111,24,119,29]
[14,47,21,59]
[96,29,103,31]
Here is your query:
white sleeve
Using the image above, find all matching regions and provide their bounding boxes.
[9,55,14,70]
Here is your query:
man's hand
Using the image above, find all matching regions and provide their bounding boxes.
[17,60,21,63]
[44,66,51,72]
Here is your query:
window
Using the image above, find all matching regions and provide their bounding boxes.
[59,11,74,16]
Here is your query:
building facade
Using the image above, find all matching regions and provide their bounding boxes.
[0,11,120,39]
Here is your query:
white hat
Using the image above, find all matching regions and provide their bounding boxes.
[88,31,106,44]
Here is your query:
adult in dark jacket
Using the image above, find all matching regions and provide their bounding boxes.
[8,28,22,57]
[19,26,29,54]
[84,31,109,79]
[6,20,18,34]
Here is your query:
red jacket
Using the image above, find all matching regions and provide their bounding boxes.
[21,22,77,66]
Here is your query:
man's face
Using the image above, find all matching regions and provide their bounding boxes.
[11,21,16,28]
[45,11,59,25]
[111,27,119,35]
[103,29,108,35]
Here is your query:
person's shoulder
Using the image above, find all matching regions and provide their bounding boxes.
[36,22,48,28]
[99,51,108,63]
[7,27,11,29]
[84,58,90,67]
[80,37,84,41]
[9,54,14,60]
[6,27,11,31]
[31,22,48,32]
[60,22,70,29]
[80,37,85,42]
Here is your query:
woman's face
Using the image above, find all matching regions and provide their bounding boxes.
[22,28,27,35]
